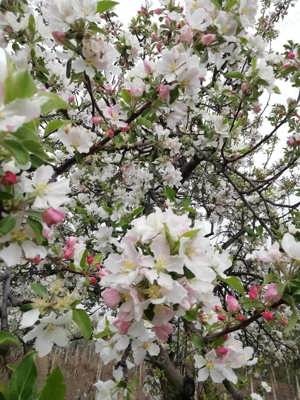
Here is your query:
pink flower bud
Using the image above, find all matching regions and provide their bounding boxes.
[121,125,130,132]
[42,227,50,239]
[113,318,131,334]
[102,288,121,309]
[153,8,162,15]
[216,346,229,357]
[106,128,115,138]
[158,84,170,101]
[151,32,159,41]
[217,314,226,321]
[214,305,223,312]
[87,255,94,265]
[287,136,295,146]
[180,26,193,44]
[2,171,17,185]
[262,310,274,321]
[253,104,261,114]
[153,323,173,342]
[287,51,295,60]
[91,116,102,125]
[68,95,75,104]
[42,208,65,226]
[283,63,291,69]
[33,255,41,265]
[201,33,216,46]
[249,285,260,300]
[89,276,97,285]
[63,237,76,260]
[226,295,241,313]
[241,82,249,95]
[235,313,246,321]
[264,283,281,304]
[52,31,66,44]
[156,43,162,52]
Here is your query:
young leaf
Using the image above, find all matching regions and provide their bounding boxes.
[0,331,20,347]
[72,309,93,339]
[39,368,65,400]
[4,71,36,103]
[31,283,48,298]
[44,120,70,136]
[2,140,29,165]
[222,276,245,294]
[8,352,37,400]
[0,216,16,236]
[41,93,68,115]
[97,0,119,14]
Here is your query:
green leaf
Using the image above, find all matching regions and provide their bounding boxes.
[225,71,244,80]
[164,186,176,202]
[170,86,179,104]
[31,283,48,298]
[41,93,68,115]
[2,140,29,165]
[28,15,36,35]
[8,352,37,400]
[0,192,14,201]
[80,249,89,270]
[222,276,245,294]
[97,0,119,13]
[22,140,49,160]
[163,223,180,255]
[27,217,44,245]
[0,331,20,347]
[0,216,16,236]
[211,0,222,8]
[191,334,203,350]
[184,308,199,322]
[44,120,70,136]
[181,229,200,239]
[39,368,65,400]
[4,71,36,103]
[225,0,237,11]
[72,309,93,340]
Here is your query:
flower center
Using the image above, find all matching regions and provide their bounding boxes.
[35,183,48,196]
[155,256,166,272]
[123,260,136,271]
[146,285,161,299]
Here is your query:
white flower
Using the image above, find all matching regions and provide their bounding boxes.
[132,338,160,365]
[179,233,216,282]
[82,35,118,72]
[22,165,70,209]
[250,394,263,400]
[261,381,272,393]
[23,312,71,357]
[151,234,184,275]
[0,243,22,267]
[0,241,47,267]
[195,352,237,384]
[47,0,97,28]
[131,208,164,242]
[155,46,188,82]
[215,11,238,37]
[189,8,212,31]
[282,233,300,261]
[239,0,258,28]
[95,380,119,400]
[20,309,40,329]
[57,125,96,154]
